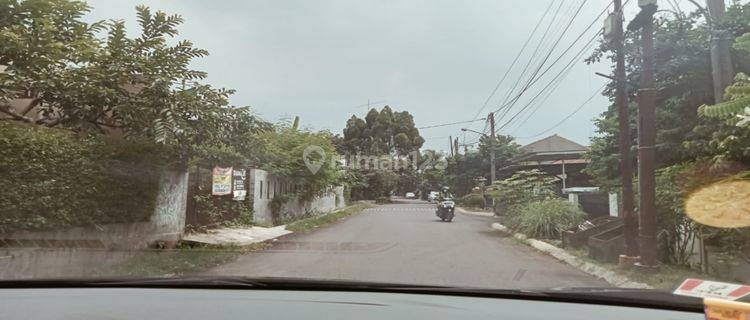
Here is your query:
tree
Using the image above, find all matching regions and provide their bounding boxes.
[341,105,424,198]
[417,149,447,198]
[584,3,750,189]
[0,1,258,163]
[478,133,521,173]
[692,33,750,162]
[256,124,341,200]
[443,151,485,196]
[341,106,424,156]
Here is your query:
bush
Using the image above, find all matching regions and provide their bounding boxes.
[269,193,294,224]
[655,164,697,265]
[456,194,484,208]
[508,199,586,239]
[0,122,174,232]
[375,196,391,204]
[488,169,558,215]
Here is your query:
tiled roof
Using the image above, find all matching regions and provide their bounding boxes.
[520,134,588,154]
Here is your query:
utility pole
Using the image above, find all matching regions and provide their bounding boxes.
[488,113,496,184]
[292,116,300,130]
[454,138,460,157]
[707,0,734,103]
[628,0,659,268]
[609,0,639,265]
[449,136,454,157]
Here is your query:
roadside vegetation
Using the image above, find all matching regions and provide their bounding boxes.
[285,203,373,233]
[95,243,268,277]
[0,1,343,231]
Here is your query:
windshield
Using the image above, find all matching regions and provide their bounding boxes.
[1,0,749,303]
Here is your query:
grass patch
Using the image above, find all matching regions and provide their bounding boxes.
[503,231,719,290]
[285,203,373,233]
[95,242,268,277]
[619,264,720,290]
[565,248,720,290]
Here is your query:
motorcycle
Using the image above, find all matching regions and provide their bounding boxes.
[435,199,455,222]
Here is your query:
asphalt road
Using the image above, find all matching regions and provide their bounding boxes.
[207,199,609,289]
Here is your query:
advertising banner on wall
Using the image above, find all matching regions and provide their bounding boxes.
[232,169,247,201]
[212,166,233,195]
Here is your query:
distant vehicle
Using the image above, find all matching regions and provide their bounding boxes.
[405,192,416,199]
[427,191,440,202]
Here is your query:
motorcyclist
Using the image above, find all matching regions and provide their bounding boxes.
[435,186,455,222]
[437,187,453,203]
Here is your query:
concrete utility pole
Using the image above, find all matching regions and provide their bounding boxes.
[488,112,496,184]
[628,0,659,268]
[449,136,454,157]
[292,116,300,130]
[610,0,640,264]
[707,0,734,103]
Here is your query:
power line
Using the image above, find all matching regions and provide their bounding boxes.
[496,29,602,131]
[461,120,490,146]
[417,118,486,130]
[508,65,574,133]
[467,0,621,144]
[518,83,607,139]
[506,0,627,131]
[492,0,567,121]
[462,0,566,138]
[469,0,557,122]
[494,0,591,122]
[423,135,451,141]
[493,0,613,129]
[506,33,600,132]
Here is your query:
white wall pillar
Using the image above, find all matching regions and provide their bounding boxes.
[568,193,579,204]
[608,192,619,217]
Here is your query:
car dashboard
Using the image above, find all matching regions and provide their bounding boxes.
[1,288,704,320]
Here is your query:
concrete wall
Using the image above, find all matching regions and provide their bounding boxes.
[0,170,189,279]
[150,170,189,242]
[248,168,345,226]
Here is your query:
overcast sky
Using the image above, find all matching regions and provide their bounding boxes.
[81,0,693,152]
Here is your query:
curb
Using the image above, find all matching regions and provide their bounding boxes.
[456,207,495,217]
[491,222,652,289]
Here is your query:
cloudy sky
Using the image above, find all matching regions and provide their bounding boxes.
[81,0,683,151]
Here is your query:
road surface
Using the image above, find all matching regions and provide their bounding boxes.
[207,199,608,289]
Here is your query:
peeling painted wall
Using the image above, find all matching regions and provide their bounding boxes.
[248,168,345,226]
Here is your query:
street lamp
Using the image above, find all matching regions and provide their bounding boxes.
[461,128,496,183]
[461,128,484,135]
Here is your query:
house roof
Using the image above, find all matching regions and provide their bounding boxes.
[519,134,588,155]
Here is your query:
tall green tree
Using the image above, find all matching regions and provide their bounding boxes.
[341,105,425,198]
[478,133,521,171]
[256,124,341,200]
[584,3,750,189]
[342,105,424,156]
[0,1,264,163]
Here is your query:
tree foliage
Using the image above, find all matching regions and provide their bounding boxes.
[256,124,341,200]
[443,134,520,196]
[584,3,750,190]
[341,106,424,156]
[340,106,424,198]
[0,121,174,231]
[0,1,271,166]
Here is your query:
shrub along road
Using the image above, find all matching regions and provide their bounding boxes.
[206,199,608,289]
